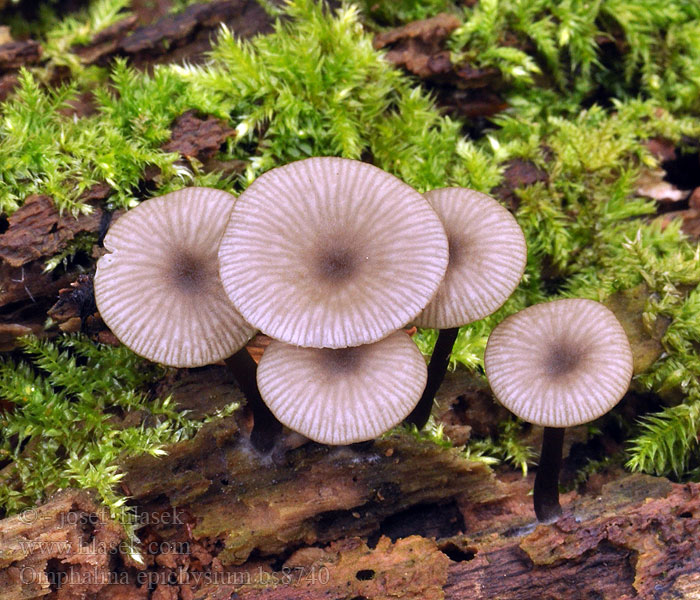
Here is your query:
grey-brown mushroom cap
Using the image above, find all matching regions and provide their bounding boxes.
[94,187,256,368]
[414,188,527,329]
[219,157,449,349]
[257,331,428,444]
[483,298,633,428]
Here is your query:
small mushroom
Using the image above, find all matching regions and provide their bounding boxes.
[95,187,256,367]
[484,298,633,521]
[95,188,282,451]
[407,187,527,428]
[256,331,427,445]
[218,157,449,349]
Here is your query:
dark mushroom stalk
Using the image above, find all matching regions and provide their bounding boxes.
[484,298,634,522]
[93,188,282,452]
[406,188,527,429]
[224,348,281,452]
[405,326,459,428]
[533,426,566,521]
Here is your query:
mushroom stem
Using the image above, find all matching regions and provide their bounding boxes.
[533,426,565,522]
[224,349,282,452]
[405,327,460,429]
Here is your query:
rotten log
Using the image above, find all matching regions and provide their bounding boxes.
[123,416,503,566]
[0,361,697,600]
[174,474,700,599]
[2,466,697,599]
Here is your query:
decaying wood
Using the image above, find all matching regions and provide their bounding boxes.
[162,111,237,162]
[663,187,700,241]
[0,40,41,71]
[0,35,41,100]
[442,474,700,600]
[491,159,549,212]
[0,188,113,350]
[123,416,503,567]
[0,195,104,268]
[0,366,698,599]
[373,13,462,80]
[373,13,506,119]
[74,0,272,67]
[3,465,697,599]
[0,490,123,600]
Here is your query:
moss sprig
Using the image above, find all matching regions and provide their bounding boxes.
[626,399,700,479]
[448,0,700,113]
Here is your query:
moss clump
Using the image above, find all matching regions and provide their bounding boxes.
[0,335,237,559]
[0,64,192,215]
[1,0,700,499]
[449,0,700,113]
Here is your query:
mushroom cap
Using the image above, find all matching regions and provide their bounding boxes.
[218,157,449,348]
[257,330,427,444]
[484,298,633,427]
[94,187,256,368]
[414,188,527,329]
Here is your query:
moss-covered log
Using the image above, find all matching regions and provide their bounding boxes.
[123,420,503,566]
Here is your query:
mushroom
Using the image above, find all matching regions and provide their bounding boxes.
[406,187,527,428]
[483,298,633,521]
[218,157,449,349]
[94,187,281,451]
[256,331,427,444]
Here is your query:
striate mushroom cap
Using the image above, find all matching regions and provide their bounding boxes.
[414,187,527,329]
[256,330,427,444]
[484,298,633,428]
[94,187,256,368]
[219,157,449,349]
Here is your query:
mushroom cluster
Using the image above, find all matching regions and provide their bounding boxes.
[94,161,635,523]
[94,155,532,448]
[218,157,449,445]
[96,158,463,448]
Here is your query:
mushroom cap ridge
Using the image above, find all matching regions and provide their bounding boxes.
[257,330,428,444]
[414,187,527,329]
[219,157,449,349]
[95,187,256,367]
[484,298,633,428]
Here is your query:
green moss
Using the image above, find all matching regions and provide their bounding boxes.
[467,419,537,476]
[449,0,700,114]
[0,64,191,215]
[2,0,700,495]
[0,335,238,560]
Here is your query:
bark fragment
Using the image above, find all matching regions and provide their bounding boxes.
[74,0,272,67]
[373,13,507,119]
[0,40,41,71]
[0,490,124,600]
[0,195,104,268]
[491,158,549,211]
[162,111,236,162]
[373,13,461,79]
